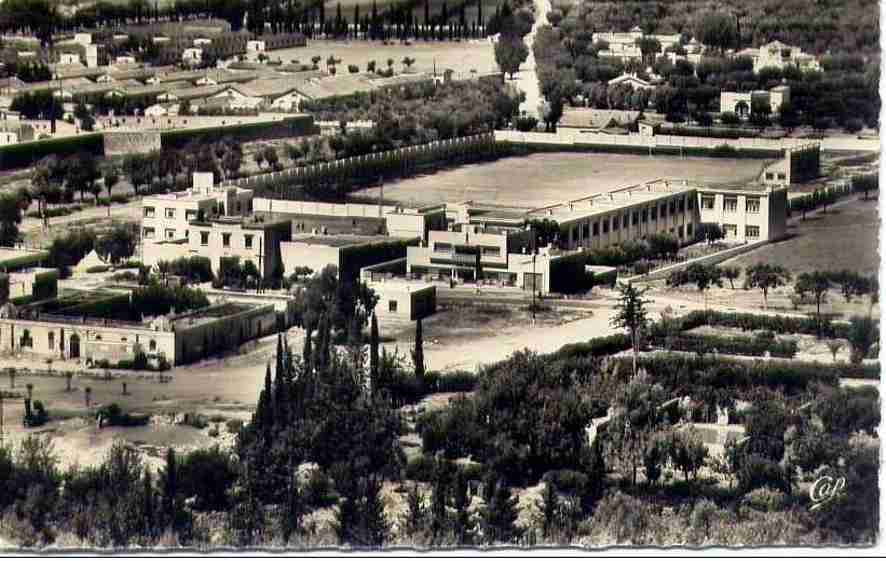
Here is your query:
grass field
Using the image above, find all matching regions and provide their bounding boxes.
[269,37,497,74]
[353,152,768,208]
[726,196,880,276]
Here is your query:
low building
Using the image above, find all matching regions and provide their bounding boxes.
[607,72,654,90]
[0,298,277,366]
[720,84,789,117]
[530,180,700,251]
[182,48,203,66]
[247,40,267,53]
[279,234,416,281]
[59,53,80,65]
[367,279,436,322]
[738,40,821,74]
[697,183,788,243]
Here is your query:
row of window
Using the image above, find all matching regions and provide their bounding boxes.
[143,227,255,249]
[700,196,761,214]
[432,243,502,257]
[722,224,761,239]
[143,201,247,220]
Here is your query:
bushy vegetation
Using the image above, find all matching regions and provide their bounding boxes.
[654,332,798,358]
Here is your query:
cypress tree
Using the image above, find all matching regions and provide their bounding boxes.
[282,470,304,544]
[161,447,178,530]
[303,325,313,370]
[481,480,522,545]
[354,4,360,38]
[143,467,156,538]
[412,318,425,381]
[274,337,289,426]
[369,313,380,394]
[478,0,483,32]
[261,363,275,431]
[451,471,473,545]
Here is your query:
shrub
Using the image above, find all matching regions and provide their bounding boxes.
[225,419,244,434]
[179,412,209,429]
[515,116,539,132]
[98,403,150,427]
[85,265,110,274]
[742,486,788,512]
[303,468,338,508]
[653,332,798,358]
[541,469,589,495]
[178,446,238,511]
[404,454,439,482]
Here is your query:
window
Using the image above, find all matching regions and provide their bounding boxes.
[602,219,609,233]
[723,224,737,238]
[236,202,242,214]
[582,223,590,239]
[165,208,176,219]
[143,227,155,239]
[686,223,693,237]
[678,198,685,212]
[149,339,157,351]
[723,197,738,213]
[48,332,54,351]
[222,233,231,247]
[746,225,760,239]
[622,214,629,228]
[481,246,500,257]
[592,222,599,236]
[165,229,176,240]
[244,234,253,249]
[651,206,657,220]
[200,231,209,245]
[641,209,647,223]
[777,173,786,180]
[613,216,619,231]
[669,201,676,215]
[632,211,639,226]
[433,242,452,253]
[746,197,761,214]
[678,225,684,238]
[688,196,695,210]
[661,203,668,218]
[765,172,774,180]
[701,196,715,210]
[388,300,398,313]
[185,210,197,221]
[143,206,155,218]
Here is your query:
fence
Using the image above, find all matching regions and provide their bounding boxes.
[223,132,501,197]
[494,129,813,154]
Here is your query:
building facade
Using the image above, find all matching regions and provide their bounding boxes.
[696,185,788,243]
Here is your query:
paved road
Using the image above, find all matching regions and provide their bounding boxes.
[512,0,551,118]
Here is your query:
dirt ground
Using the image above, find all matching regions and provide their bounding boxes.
[351,152,767,208]
[266,38,498,76]
[726,195,880,276]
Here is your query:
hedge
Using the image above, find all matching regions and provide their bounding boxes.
[655,309,853,340]
[552,334,632,361]
[160,116,317,149]
[0,133,104,171]
[652,332,798,359]
[0,251,50,272]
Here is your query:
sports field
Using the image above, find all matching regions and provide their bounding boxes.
[269,37,498,75]
[353,152,769,208]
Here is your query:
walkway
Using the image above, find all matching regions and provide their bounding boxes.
[513,0,551,118]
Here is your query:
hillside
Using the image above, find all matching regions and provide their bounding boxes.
[557,0,879,56]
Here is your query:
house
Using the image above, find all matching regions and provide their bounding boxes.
[720,84,790,117]
[182,48,203,66]
[59,53,80,65]
[607,72,654,90]
[736,40,821,74]
[558,108,643,132]
[247,40,266,53]
[366,279,436,322]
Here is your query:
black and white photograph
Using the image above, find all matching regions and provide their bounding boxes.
[0,0,878,552]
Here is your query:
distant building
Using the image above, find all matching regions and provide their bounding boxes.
[607,72,654,90]
[697,183,788,243]
[367,279,437,322]
[59,52,80,65]
[247,40,267,53]
[737,40,821,74]
[720,84,790,117]
[182,48,203,66]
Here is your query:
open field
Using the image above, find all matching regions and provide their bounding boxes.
[725,196,879,276]
[266,38,497,75]
[353,152,769,208]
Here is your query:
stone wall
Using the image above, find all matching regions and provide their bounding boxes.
[103,130,161,156]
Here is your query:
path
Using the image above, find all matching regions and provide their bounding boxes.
[513,0,551,118]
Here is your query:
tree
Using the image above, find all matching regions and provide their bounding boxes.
[96,223,137,264]
[750,97,772,130]
[778,102,800,133]
[667,263,723,308]
[537,481,558,541]
[369,313,380,394]
[744,264,791,310]
[826,340,844,362]
[697,223,724,245]
[401,57,415,72]
[480,479,522,545]
[401,483,429,542]
[847,315,877,364]
[0,192,24,246]
[494,34,529,79]
[610,283,651,376]
[795,272,831,336]
[412,318,425,380]
[102,166,120,217]
[721,266,740,289]
[695,12,738,52]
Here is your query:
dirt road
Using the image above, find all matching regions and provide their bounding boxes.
[513,0,550,117]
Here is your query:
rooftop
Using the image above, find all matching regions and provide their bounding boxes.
[289,234,393,248]
[171,302,256,329]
